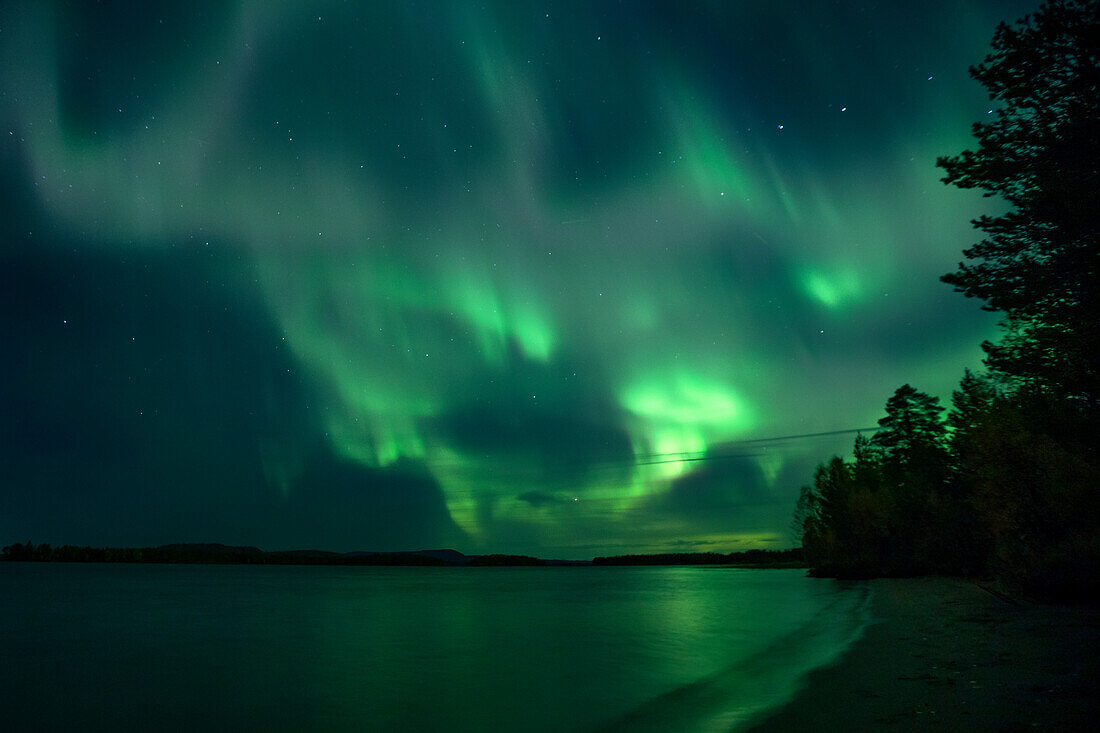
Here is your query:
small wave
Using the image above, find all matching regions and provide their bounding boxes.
[597,582,873,733]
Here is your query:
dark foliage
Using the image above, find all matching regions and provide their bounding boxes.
[797,1,1100,600]
[0,542,450,566]
[937,0,1100,410]
[797,386,957,578]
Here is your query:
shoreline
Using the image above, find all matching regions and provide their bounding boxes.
[1,542,803,568]
[746,576,1099,730]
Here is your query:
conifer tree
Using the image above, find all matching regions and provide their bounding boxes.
[937,0,1099,408]
[871,384,947,464]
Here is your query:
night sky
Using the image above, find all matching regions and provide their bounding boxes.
[1,1,1035,558]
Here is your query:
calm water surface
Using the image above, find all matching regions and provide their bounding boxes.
[1,563,868,731]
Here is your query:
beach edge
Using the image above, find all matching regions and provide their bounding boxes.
[744,576,1099,731]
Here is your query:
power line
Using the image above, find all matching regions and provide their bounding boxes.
[733,426,882,444]
[376,425,884,474]
[630,426,882,466]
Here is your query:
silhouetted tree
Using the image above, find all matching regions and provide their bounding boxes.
[940,370,1004,571]
[796,458,853,575]
[948,370,999,443]
[791,482,821,546]
[796,387,958,576]
[796,1,1100,597]
[934,1,1100,597]
[2,541,34,561]
[937,0,1100,411]
[851,434,883,489]
[876,386,953,572]
[871,385,947,463]
[959,400,1100,597]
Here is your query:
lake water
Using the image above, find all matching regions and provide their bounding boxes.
[0,563,869,731]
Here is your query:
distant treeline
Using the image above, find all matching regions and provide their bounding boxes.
[593,549,804,567]
[1,542,802,568]
[793,1,1100,601]
[0,542,449,566]
[0,542,584,567]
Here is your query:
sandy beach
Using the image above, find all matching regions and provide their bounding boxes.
[748,576,1099,731]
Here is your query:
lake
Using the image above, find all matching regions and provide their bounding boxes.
[0,563,869,731]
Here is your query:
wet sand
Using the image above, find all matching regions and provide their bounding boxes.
[747,576,1099,731]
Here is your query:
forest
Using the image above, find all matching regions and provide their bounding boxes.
[792,0,1099,600]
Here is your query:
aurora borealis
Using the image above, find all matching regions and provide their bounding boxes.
[1,1,1036,557]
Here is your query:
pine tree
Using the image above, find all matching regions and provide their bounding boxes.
[937,0,1100,408]
[948,369,998,435]
[871,384,947,464]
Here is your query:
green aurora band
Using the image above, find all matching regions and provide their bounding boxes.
[0,1,1034,556]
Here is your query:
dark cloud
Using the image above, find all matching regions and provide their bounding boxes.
[662,539,723,549]
[0,222,461,551]
[275,452,465,552]
[657,452,769,520]
[433,361,634,492]
[624,445,811,541]
[517,491,564,508]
